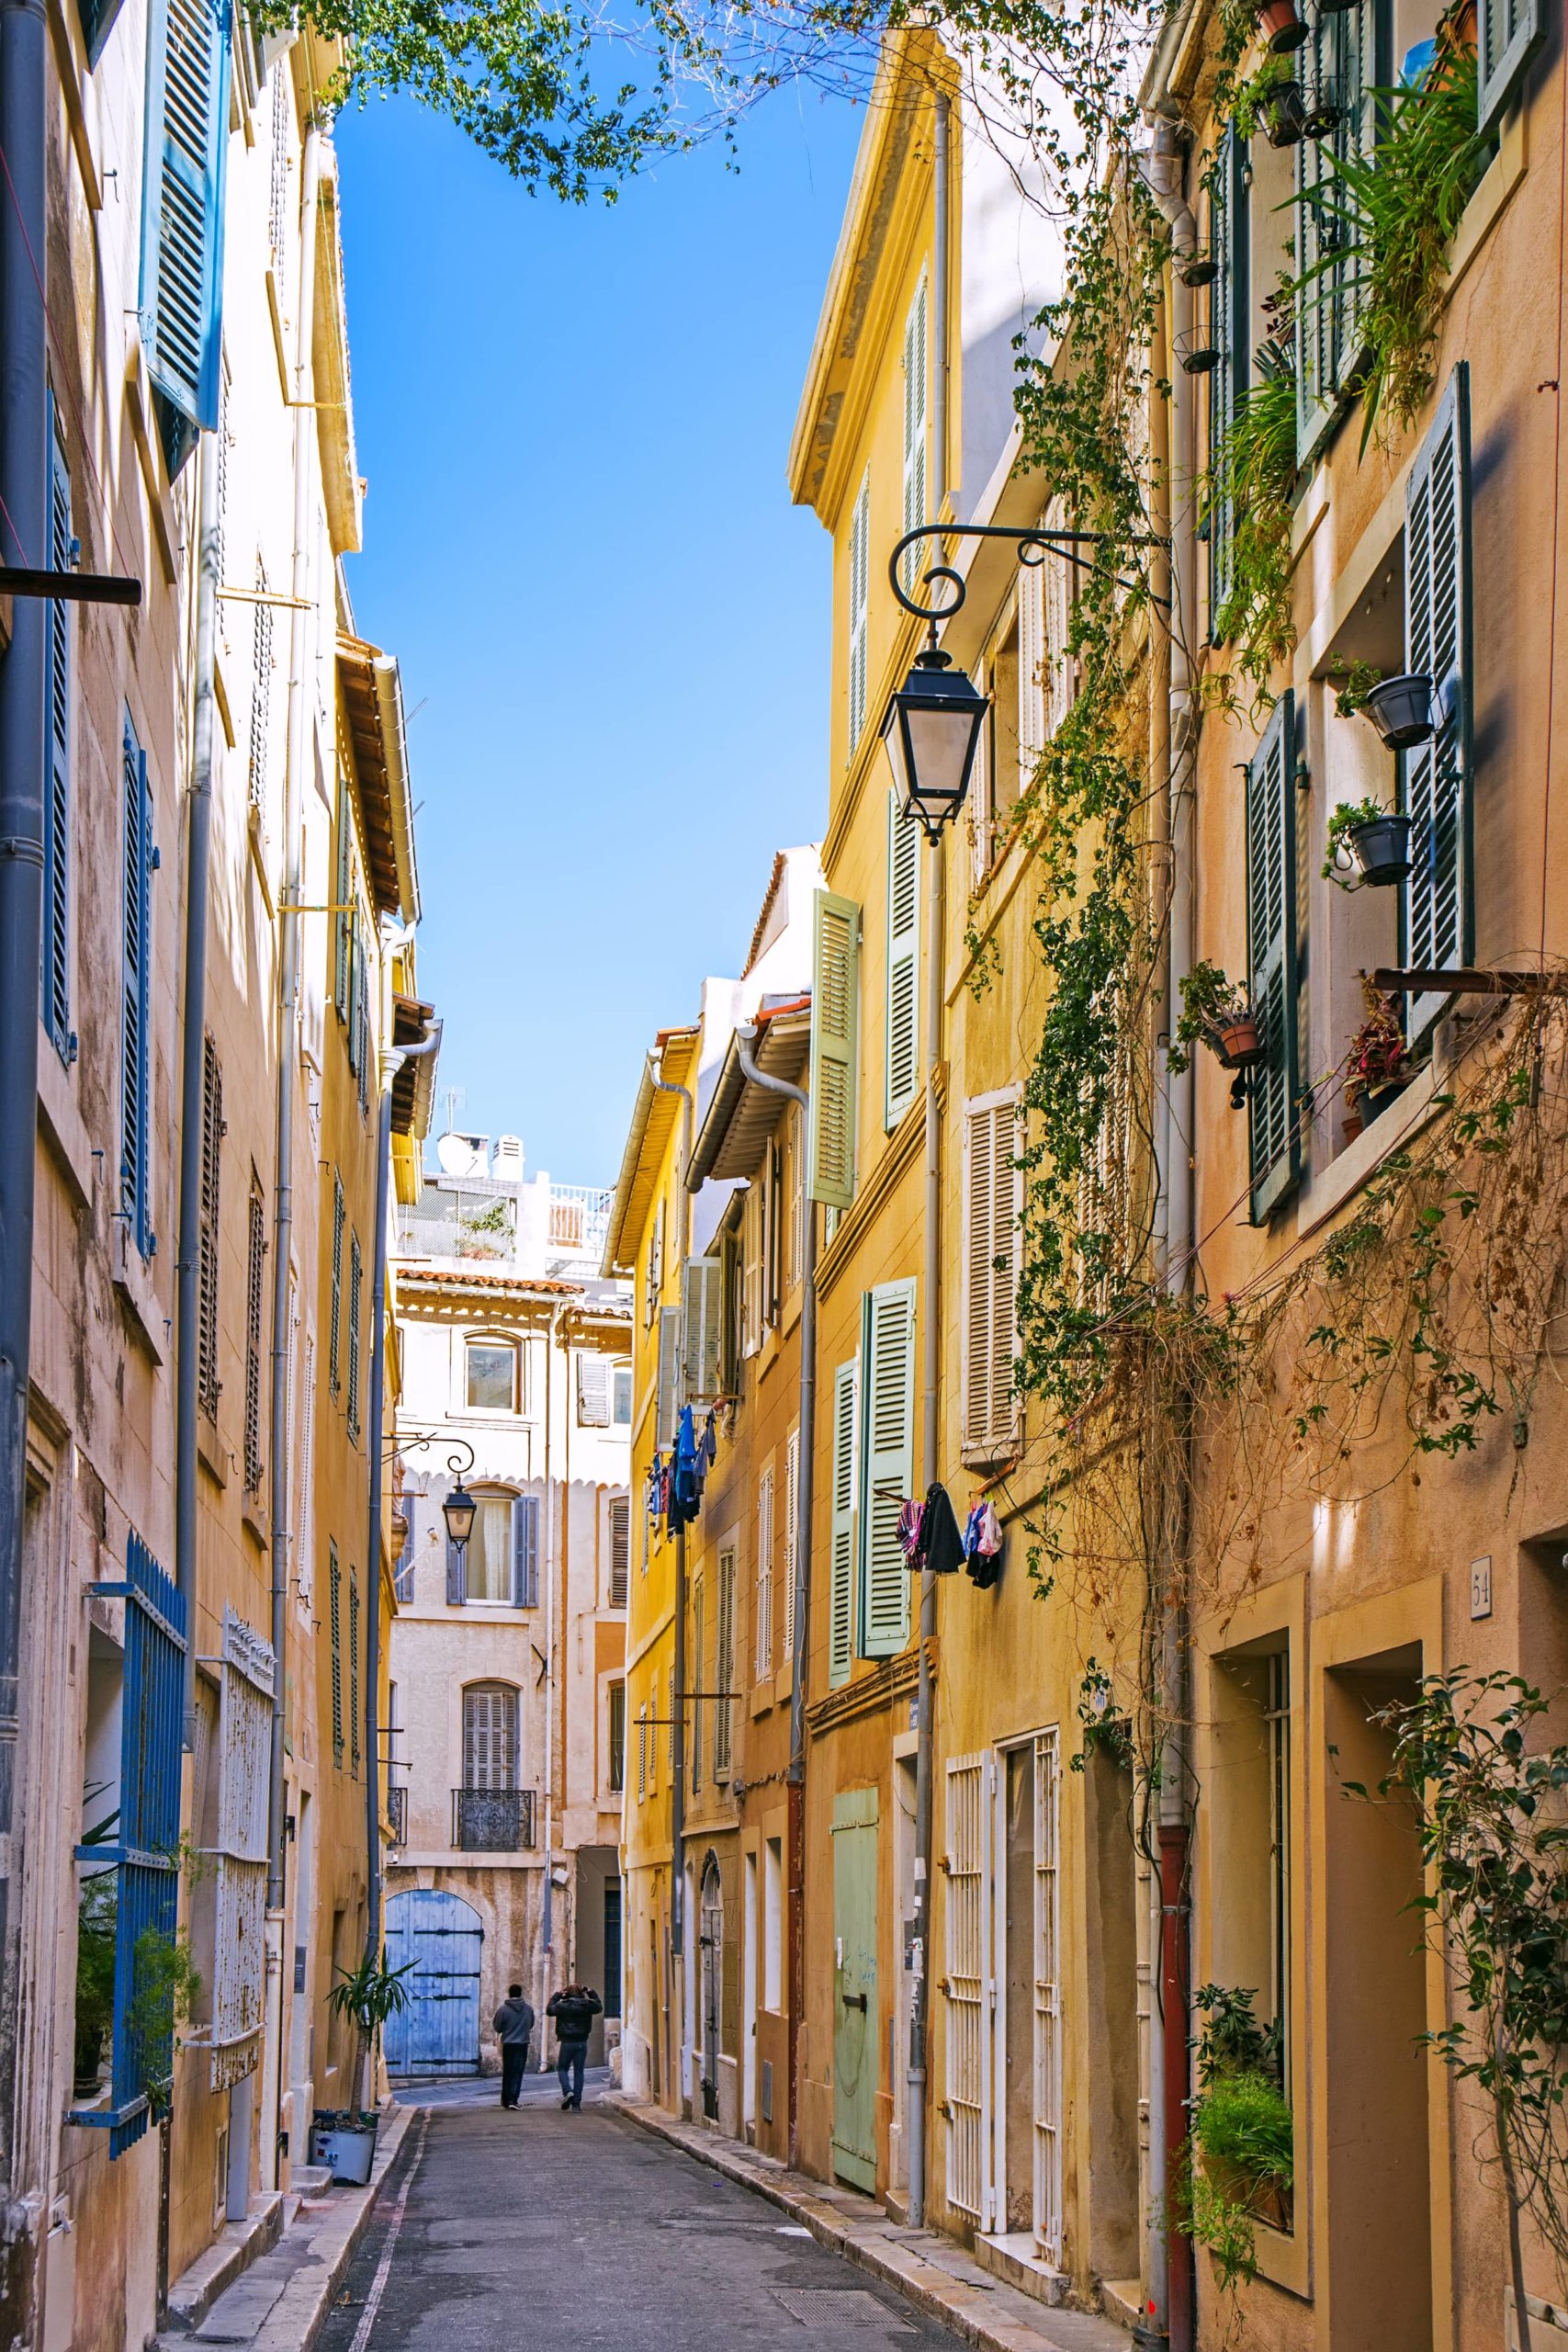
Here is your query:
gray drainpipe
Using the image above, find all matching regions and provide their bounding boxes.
[174,429,220,1748]
[648,1052,692,1971]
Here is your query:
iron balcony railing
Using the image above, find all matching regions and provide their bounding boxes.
[452,1786,536,1852]
[386,1785,408,1844]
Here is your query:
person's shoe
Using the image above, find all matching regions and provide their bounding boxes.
[561,2096,571,2109]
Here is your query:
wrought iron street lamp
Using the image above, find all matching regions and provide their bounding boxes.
[880,646,987,842]
[442,1477,477,1553]
[390,1429,479,1553]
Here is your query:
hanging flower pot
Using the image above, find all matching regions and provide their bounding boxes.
[1262,81,1309,143]
[1257,0,1310,48]
[1208,1012,1266,1069]
[1177,325,1221,375]
[1316,0,1358,15]
[1361,672,1436,749]
[1345,810,1414,885]
[1303,93,1343,135]
[1177,249,1219,288]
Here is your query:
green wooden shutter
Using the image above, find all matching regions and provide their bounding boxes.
[347,1234,363,1441]
[43,401,72,1060]
[1402,363,1472,1039]
[329,1542,344,1759]
[682,1257,724,1408]
[900,276,929,594]
[860,1281,914,1658]
[1246,693,1301,1221]
[886,795,920,1126]
[140,0,231,476]
[1479,0,1543,135]
[809,888,860,1209]
[1297,0,1374,461]
[121,716,154,1257]
[1208,130,1249,633]
[829,1358,860,1688]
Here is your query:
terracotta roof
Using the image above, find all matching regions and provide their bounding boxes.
[743,853,788,978]
[397,1268,583,1298]
[390,995,437,1137]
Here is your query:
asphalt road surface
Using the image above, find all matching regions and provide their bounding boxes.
[314,2075,965,2350]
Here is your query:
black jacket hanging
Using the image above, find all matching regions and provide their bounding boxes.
[914,1481,965,1576]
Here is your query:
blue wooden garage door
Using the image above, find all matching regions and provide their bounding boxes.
[384,1889,484,2075]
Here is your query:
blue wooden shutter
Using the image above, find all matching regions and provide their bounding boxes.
[1296,0,1375,461]
[1207,130,1249,632]
[140,0,231,476]
[1247,693,1301,1221]
[828,1358,860,1688]
[513,1495,540,1608]
[1479,0,1543,136]
[1402,365,1472,1039]
[860,1282,915,1658]
[43,398,73,1060]
[121,716,154,1258]
[886,796,920,1126]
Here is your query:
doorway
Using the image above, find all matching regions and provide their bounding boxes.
[742,1849,759,2135]
[383,1889,484,2075]
[699,1854,722,2122]
[831,1787,879,2191]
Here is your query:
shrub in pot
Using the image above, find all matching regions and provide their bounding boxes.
[1169,961,1265,1074]
[1177,1984,1293,2290]
[1263,79,1308,141]
[327,1951,415,2123]
[1323,798,1415,888]
[1345,987,1409,1113]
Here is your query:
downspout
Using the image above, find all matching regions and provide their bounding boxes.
[0,0,48,2251]
[729,1028,817,2165]
[543,1299,562,1968]
[908,79,951,2236]
[264,119,321,2186]
[1143,113,1199,2352]
[649,1052,693,1993]
[175,429,221,1749]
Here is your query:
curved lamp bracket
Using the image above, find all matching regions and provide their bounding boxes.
[888,522,1171,628]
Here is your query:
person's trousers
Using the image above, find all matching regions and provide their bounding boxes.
[501,2044,527,2107]
[557,2041,586,2105]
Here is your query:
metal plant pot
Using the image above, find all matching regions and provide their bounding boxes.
[1178,252,1218,287]
[1362,1080,1406,1120]
[1208,1013,1265,1070]
[1346,810,1414,886]
[1263,83,1308,144]
[1179,340,1221,376]
[1361,673,1436,749]
[1303,96,1343,135]
[310,2112,378,2184]
[1258,0,1309,48]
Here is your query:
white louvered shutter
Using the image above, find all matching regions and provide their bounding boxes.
[886,796,920,1126]
[1480,0,1544,135]
[828,1360,860,1687]
[900,276,929,594]
[755,1467,774,1680]
[861,1282,914,1657]
[682,1256,724,1407]
[1403,365,1472,1040]
[1247,693,1300,1221]
[783,1426,800,1662]
[1019,552,1046,788]
[578,1355,610,1426]
[964,1098,1020,1456]
[656,1305,681,1448]
[944,1753,991,2222]
[1042,496,1075,740]
[608,1496,630,1609]
[849,472,871,748]
[808,889,860,1209]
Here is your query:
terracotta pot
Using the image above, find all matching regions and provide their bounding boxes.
[1257,0,1308,50]
[1209,1012,1265,1069]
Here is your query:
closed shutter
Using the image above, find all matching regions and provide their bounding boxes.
[682,1256,724,1408]
[1402,364,1472,1039]
[243,1176,265,1494]
[43,398,72,1059]
[513,1494,540,1608]
[901,275,929,594]
[1480,0,1543,135]
[1247,692,1301,1220]
[783,1425,800,1662]
[578,1355,610,1426]
[140,0,231,473]
[608,1496,630,1609]
[120,716,154,1258]
[1019,548,1046,783]
[861,1281,914,1658]
[1208,129,1249,633]
[964,1097,1021,1456]
[656,1304,681,1449]
[715,1549,736,1776]
[197,1037,222,1417]
[944,1753,991,2222]
[463,1684,518,1790]
[329,1172,344,1394]
[1297,0,1375,461]
[886,795,920,1126]
[329,1544,344,1760]
[849,471,871,748]
[787,1105,805,1292]
[209,1610,273,2089]
[333,785,352,1019]
[808,889,859,1208]
[348,1570,361,1775]
[346,1234,363,1441]
[755,1466,774,1680]
[1042,497,1076,739]
[828,1359,859,1688]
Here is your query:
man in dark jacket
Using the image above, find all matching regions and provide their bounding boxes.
[545,1983,602,2109]
[493,1984,536,2109]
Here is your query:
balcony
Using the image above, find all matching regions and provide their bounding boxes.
[452,1786,536,1852]
[546,1183,613,1264]
[386,1785,407,1844]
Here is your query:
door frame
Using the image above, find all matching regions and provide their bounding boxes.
[988,1729,1063,2264]
[830,1784,880,2191]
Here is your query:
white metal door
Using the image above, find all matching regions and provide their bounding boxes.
[943,1754,992,2223]
[1032,1731,1062,2264]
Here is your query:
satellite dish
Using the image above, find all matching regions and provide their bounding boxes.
[436,1131,486,1178]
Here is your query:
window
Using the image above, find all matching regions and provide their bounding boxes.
[656,1306,681,1449]
[140,0,230,477]
[577,1352,610,1425]
[462,1683,518,1790]
[755,1468,774,1682]
[354,911,370,1117]
[1206,128,1249,632]
[43,398,71,1060]
[468,1340,518,1413]
[243,1174,265,1496]
[1212,1639,1293,2120]
[348,1569,361,1777]
[608,1496,630,1609]
[608,1681,626,1793]
[197,1038,222,1419]
[886,796,920,1127]
[648,1671,659,1794]
[763,1836,783,2012]
[329,1542,343,1765]
[860,1281,915,1659]
[329,1173,344,1395]
[1247,693,1301,1220]
[120,712,154,1259]
[248,555,272,831]
[714,1548,736,1779]
[808,888,859,1212]
[346,1233,363,1442]
[682,1257,724,1406]
[963,1096,1021,1458]
[783,1427,799,1663]
[848,470,871,748]
[1403,365,1472,1038]
[765,1139,784,1328]
[613,1363,632,1424]
[637,1694,648,1801]
[1296,2,1381,459]
[209,1610,273,2086]
[457,1493,523,1606]
[392,1496,417,1605]
[900,276,929,594]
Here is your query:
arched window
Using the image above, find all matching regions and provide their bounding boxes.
[462,1682,518,1791]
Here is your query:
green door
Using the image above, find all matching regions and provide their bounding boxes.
[831,1787,879,2191]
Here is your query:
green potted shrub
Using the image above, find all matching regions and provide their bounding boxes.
[1323,797,1415,888]
[1346,987,1409,1117]
[317,1952,414,2183]
[1169,962,1264,1074]
[1179,1984,1294,2288]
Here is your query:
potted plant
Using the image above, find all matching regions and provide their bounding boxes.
[1360,672,1436,749]
[320,1951,414,2182]
[1178,1984,1294,2288]
[1323,798,1415,888]
[1255,0,1308,51]
[1262,77,1308,142]
[1345,987,1409,1117]
[1169,962,1265,1073]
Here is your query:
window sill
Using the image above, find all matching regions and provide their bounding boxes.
[112,1221,165,1364]
[1295,1057,1447,1243]
[35,1033,95,1212]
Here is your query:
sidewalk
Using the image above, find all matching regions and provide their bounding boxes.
[605,2093,1134,2352]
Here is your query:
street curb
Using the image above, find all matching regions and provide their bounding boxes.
[604,2094,1129,2352]
[246,2102,417,2352]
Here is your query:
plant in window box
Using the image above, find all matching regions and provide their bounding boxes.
[73,1867,118,2097]
[1229,53,1303,140]
[1344,986,1410,1115]
[1323,797,1415,887]
[1168,962,1265,1075]
[1177,1984,1293,2288]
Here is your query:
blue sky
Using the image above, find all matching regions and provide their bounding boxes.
[335,84,863,1187]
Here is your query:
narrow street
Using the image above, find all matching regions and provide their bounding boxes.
[315,2084,966,2351]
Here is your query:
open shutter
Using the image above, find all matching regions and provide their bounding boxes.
[755,1467,774,1679]
[140,0,231,474]
[900,276,929,594]
[43,398,72,1059]
[682,1256,724,1408]
[333,786,352,1019]
[964,1098,1020,1456]
[1297,0,1374,460]
[808,888,860,1209]
[861,1281,914,1658]
[608,1496,630,1609]
[829,1360,860,1687]
[121,719,153,1257]
[1208,130,1249,633]
[783,1425,800,1661]
[1402,363,1472,1039]
[1247,693,1300,1221]
[1018,553,1046,786]
[578,1355,610,1427]
[886,796,920,1127]
[513,1494,540,1608]
[848,472,871,749]
[1042,496,1076,741]
[1480,0,1543,136]
[656,1304,681,1449]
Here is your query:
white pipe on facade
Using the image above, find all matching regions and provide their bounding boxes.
[647,1051,693,1979]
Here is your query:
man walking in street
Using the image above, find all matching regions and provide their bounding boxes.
[546,1982,602,2110]
[493,1983,536,2109]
